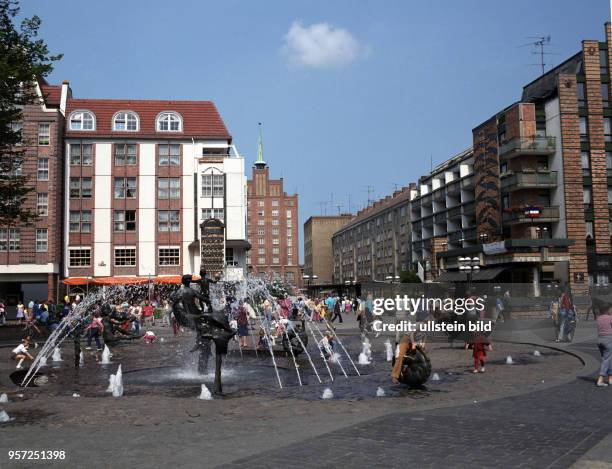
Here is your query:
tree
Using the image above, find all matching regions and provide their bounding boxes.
[0,0,61,225]
[400,270,421,283]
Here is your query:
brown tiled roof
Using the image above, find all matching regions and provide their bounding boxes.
[37,78,62,107]
[65,99,231,140]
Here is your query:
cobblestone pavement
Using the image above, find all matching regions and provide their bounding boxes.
[0,318,609,468]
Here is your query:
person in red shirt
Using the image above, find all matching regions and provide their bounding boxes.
[466,333,492,373]
[142,301,155,328]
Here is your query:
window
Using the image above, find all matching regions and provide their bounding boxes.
[287,238,292,246]
[36,229,48,252]
[258,228,265,235]
[287,229,292,237]
[272,257,279,265]
[158,210,180,232]
[37,193,48,216]
[69,111,95,131]
[226,248,236,266]
[257,220,264,226]
[579,117,588,142]
[272,228,279,235]
[114,210,136,232]
[258,248,265,255]
[114,177,137,198]
[258,238,264,245]
[577,82,586,107]
[70,177,92,198]
[158,178,180,199]
[69,248,91,267]
[272,238,279,245]
[581,151,591,176]
[114,144,137,165]
[285,272,295,282]
[258,200,264,207]
[37,158,49,180]
[605,117,612,142]
[38,123,50,145]
[602,84,610,108]
[271,210,279,217]
[0,229,19,251]
[258,257,265,264]
[600,49,609,75]
[114,248,136,266]
[272,247,279,255]
[287,219,292,228]
[156,112,182,132]
[158,247,180,266]
[287,247,293,256]
[608,187,612,205]
[502,194,509,210]
[607,152,612,174]
[158,144,180,165]
[272,219,279,226]
[70,144,93,165]
[271,200,279,207]
[113,111,139,131]
[201,208,224,221]
[286,210,292,218]
[202,173,224,197]
[584,187,592,205]
[69,211,91,233]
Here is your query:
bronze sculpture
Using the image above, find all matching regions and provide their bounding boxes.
[170,271,235,394]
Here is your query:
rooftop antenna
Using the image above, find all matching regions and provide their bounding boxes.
[519,35,553,76]
[365,185,375,206]
[335,204,343,214]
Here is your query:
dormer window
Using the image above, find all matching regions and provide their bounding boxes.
[113,111,139,131]
[157,112,182,132]
[69,111,95,131]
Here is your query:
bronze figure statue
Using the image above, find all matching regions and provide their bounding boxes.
[171,270,235,394]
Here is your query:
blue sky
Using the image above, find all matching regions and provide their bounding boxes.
[21,0,609,258]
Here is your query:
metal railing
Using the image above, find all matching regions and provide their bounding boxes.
[500,171,557,190]
[502,206,560,224]
[499,136,556,157]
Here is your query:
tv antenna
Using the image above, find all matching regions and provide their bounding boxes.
[364,185,375,206]
[519,35,553,76]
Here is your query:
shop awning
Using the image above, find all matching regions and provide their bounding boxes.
[63,275,201,286]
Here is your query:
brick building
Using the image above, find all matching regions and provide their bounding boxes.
[332,186,414,284]
[304,214,352,284]
[425,23,612,293]
[246,135,300,285]
[63,97,249,282]
[0,79,69,308]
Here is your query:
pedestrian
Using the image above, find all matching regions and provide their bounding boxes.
[594,300,612,387]
[236,302,249,348]
[317,331,335,359]
[11,338,34,369]
[143,330,157,344]
[85,312,104,351]
[16,301,25,324]
[0,299,6,326]
[161,300,172,326]
[130,303,142,335]
[466,333,492,373]
[142,300,155,328]
[331,297,343,323]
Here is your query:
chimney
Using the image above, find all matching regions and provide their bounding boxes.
[60,80,71,116]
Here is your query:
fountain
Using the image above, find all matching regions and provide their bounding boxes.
[101,345,112,364]
[198,384,213,400]
[79,351,84,366]
[0,410,11,423]
[533,350,541,357]
[431,372,440,381]
[358,338,372,365]
[321,388,333,399]
[506,355,514,364]
[0,393,8,403]
[376,386,385,397]
[39,356,47,367]
[385,339,393,362]
[52,347,62,362]
[111,365,123,397]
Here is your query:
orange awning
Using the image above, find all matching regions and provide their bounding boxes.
[63,277,90,286]
[63,276,199,286]
[92,276,149,285]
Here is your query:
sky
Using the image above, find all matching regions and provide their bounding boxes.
[20,0,610,260]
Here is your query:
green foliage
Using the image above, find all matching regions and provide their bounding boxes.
[400,270,421,283]
[0,0,62,225]
[267,278,292,298]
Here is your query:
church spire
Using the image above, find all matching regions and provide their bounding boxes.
[255,122,267,168]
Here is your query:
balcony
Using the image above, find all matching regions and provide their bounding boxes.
[500,171,558,191]
[433,189,446,202]
[434,212,447,224]
[463,227,477,240]
[499,136,556,158]
[462,201,475,215]
[446,180,461,196]
[422,216,433,228]
[502,206,560,225]
[447,206,462,219]
[461,176,474,189]
[448,230,464,243]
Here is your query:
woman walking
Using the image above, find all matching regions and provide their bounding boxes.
[595,300,612,387]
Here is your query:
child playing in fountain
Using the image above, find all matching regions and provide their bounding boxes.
[465,333,492,373]
[318,332,335,360]
[85,312,104,351]
[143,330,157,344]
[11,338,34,369]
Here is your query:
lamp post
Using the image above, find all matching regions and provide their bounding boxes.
[385,275,401,284]
[459,256,480,292]
[302,274,318,295]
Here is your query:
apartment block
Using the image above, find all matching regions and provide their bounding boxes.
[304,215,352,284]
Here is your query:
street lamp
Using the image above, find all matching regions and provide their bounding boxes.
[385,275,401,284]
[459,256,480,291]
[479,233,489,243]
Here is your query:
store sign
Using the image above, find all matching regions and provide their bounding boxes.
[200,218,225,276]
[483,241,507,255]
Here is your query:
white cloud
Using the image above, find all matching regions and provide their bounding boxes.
[282,21,368,69]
